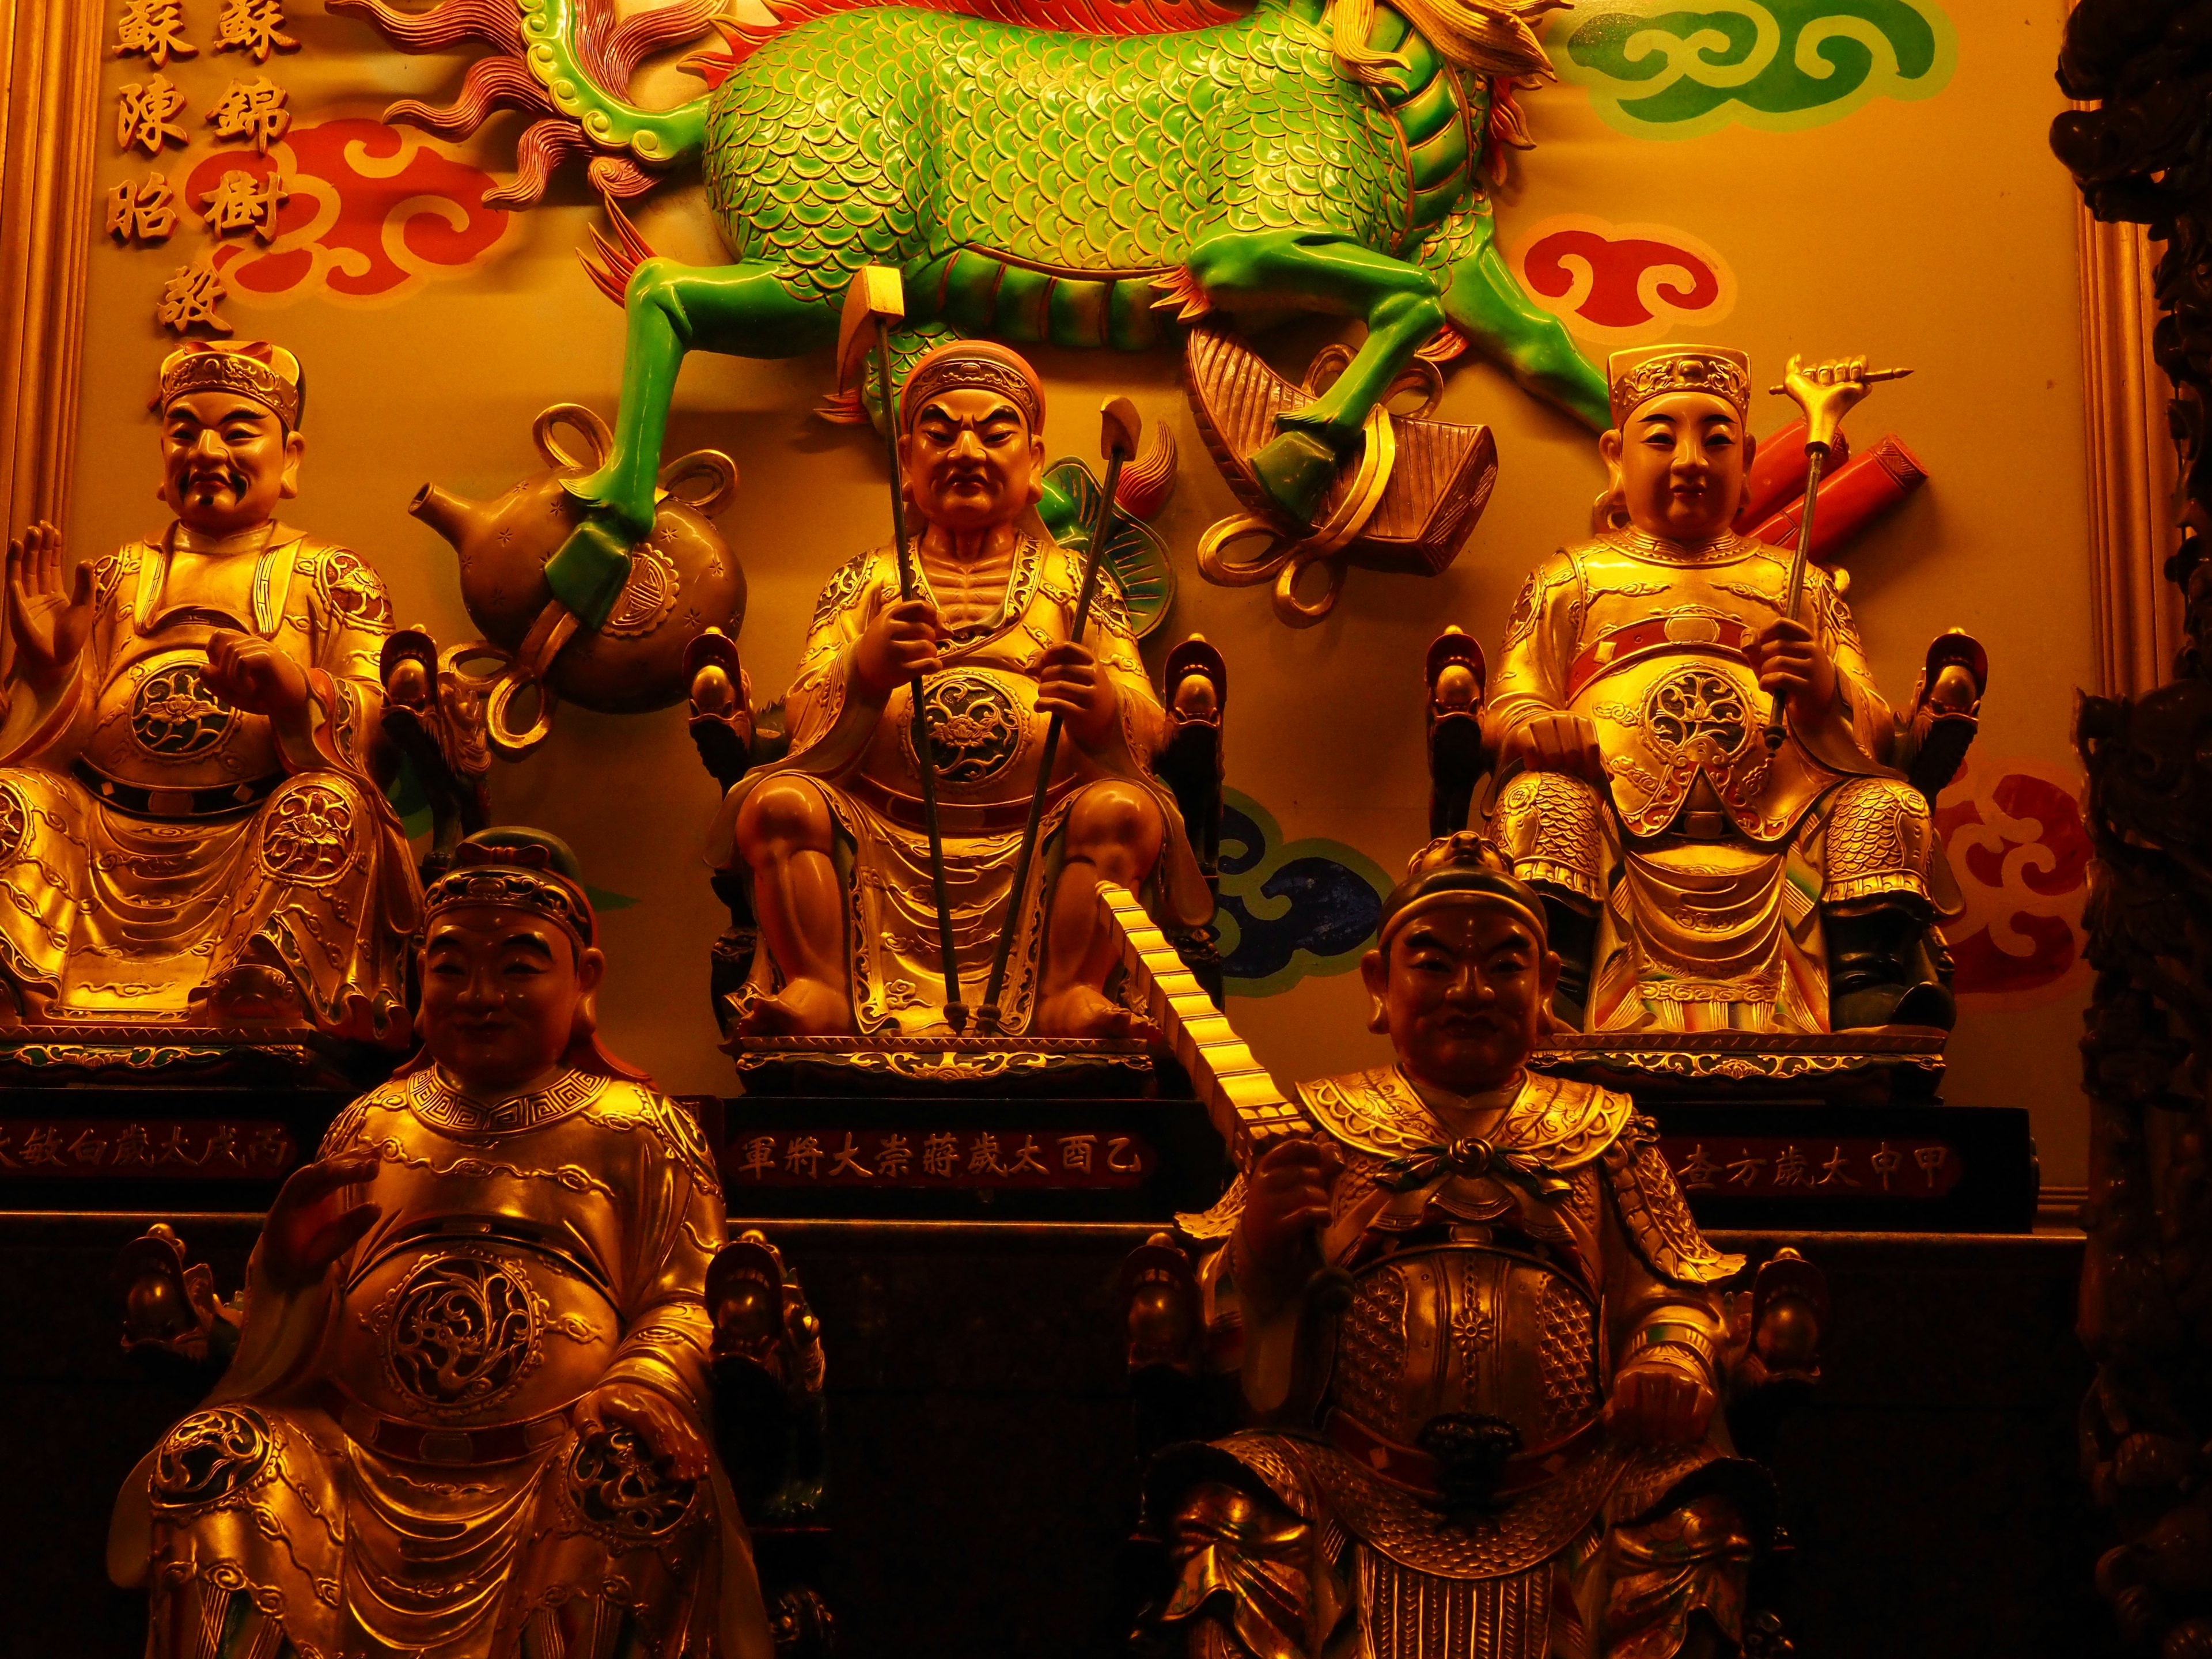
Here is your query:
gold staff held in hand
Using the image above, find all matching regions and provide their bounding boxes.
[1763,355,1914,752]
[838,267,967,1031]
[975,397,1143,1034]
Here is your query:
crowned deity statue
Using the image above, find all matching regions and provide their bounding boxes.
[1149,835,1761,1659]
[109,829,774,1659]
[0,342,417,1041]
[706,340,1211,1039]
[1484,346,1966,1034]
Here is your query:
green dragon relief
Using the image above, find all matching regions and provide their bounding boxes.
[338,0,1610,628]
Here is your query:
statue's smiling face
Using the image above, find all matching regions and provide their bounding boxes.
[419,903,605,1094]
[1361,903,1558,1097]
[159,390,302,535]
[902,388,1044,532]
[1601,390,1753,543]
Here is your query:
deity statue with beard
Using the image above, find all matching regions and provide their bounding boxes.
[0,342,416,1043]
[707,340,1210,1039]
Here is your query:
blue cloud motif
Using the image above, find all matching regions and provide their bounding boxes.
[1218,791,1392,998]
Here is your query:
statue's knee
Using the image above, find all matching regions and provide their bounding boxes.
[1065,785,1164,873]
[1492,770,1603,892]
[257,775,372,884]
[624,255,686,317]
[738,778,834,860]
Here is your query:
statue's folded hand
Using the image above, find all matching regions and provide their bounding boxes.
[1748,617,1837,718]
[1036,641,1116,746]
[1605,1353,1717,1446]
[1501,711,1604,784]
[201,630,312,720]
[854,597,945,697]
[574,1380,710,1482]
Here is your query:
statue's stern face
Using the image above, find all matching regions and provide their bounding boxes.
[1609,391,1749,543]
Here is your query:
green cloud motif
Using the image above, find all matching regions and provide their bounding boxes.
[1558,0,1957,140]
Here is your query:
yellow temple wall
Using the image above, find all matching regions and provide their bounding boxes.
[54,1,2102,1176]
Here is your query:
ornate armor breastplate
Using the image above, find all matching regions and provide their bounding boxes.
[1335,1244,1601,1452]
[335,1238,616,1429]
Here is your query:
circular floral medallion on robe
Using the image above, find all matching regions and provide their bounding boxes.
[151,1406,273,1508]
[566,1423,698,1540]
[1643,666,1752,762]
[904,671,1025,787]
[260,782,357,884]
[380,1251,541,1415]
[130,659,236,759]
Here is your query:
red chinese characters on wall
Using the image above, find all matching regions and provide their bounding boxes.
[183,118,514,305]
[1506,214,1737,344]
[1933,756,2093,1005]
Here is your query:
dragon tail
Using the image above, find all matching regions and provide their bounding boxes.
[331,0,715,206]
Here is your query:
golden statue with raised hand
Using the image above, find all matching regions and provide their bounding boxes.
[707,340,1211,1039]
[0,342,417,1043]
[1150,835,1762,1659]
[1486,346,1970,1034]
[110,829,774,1659]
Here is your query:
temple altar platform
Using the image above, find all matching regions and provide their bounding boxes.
[0,1209,2109,1658]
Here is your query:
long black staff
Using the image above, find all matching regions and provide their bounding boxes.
[1762,358,1912,753]
[975,397,1141,1032]
[839,268,965,1031]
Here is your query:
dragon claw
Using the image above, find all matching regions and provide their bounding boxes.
[1249,428,1346,525]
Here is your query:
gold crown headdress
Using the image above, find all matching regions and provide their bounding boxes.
[1605,344,1751,430]
[156,340,304,430]
[899,339,1046,433]
[423,835,596,945]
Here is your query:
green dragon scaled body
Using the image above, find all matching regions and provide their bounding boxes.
[342,0,1609,626]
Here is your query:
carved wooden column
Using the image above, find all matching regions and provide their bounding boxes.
[0,0,105,541]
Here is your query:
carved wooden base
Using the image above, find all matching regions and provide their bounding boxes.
[728,1035,1160,1098]
[0,1023,389,1089]
[1532,1029,1946,1106]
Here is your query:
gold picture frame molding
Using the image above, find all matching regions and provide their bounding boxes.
[0,0,103,545]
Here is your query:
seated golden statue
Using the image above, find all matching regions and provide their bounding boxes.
[706,340,1210,1038]
[1150,835,1760,1659]
[109,830,773,1658]
[1486,346,1966,1033]
[0,342,416,1040]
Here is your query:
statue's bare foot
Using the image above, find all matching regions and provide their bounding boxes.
[1033,986,1134,1040]
[197,964,304,1024]
[737,978,855,1038]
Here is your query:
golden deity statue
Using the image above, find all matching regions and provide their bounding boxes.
[0,342,416,1041]
[109,830,773,1659]
[1486,346,1965,1033]
[707,340,1210,1038]
[1152,835,1760,1659]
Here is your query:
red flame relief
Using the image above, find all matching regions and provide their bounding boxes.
[1932,757,2092,1005]
[183,119,516,305]
[1506,215,1736,344]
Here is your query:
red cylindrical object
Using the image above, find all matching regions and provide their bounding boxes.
[1751,433,1927,560]
[1734,421,1851,531]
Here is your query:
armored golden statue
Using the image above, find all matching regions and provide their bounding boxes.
[1486,346,1972,1033]
[706,340,1211,1039]
[109,830,773,1658]
[0,342,416,1041]
[1149,835,1762,1659]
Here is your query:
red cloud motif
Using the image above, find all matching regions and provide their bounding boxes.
[1932,757,2092,1005]
[1507,215,1736,345]
[184,119,515,305]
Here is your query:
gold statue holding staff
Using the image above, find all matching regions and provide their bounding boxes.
[707,339,1211,1039]
[1150,834,1762,1659]
[0,342,416,1040]
[1486,346,1969,1033]
[110,830,774,1658]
